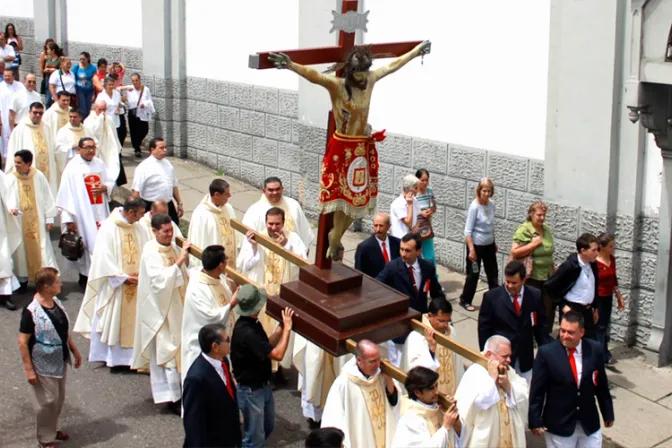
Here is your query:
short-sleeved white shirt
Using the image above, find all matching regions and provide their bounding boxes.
[97,89,123,128]
[48,70,76,94]
[9,89,42,124]
[389,194,421,239]
[0,44,16,60]
[132,155,178,202]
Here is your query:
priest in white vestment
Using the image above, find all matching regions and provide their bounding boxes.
[55,108,96,165]
[131,213,191,412]
[5,103,57,195]
[454,335,529,448]
[9,73,41,130]
[55,137,114,284]
[188,179,240,269]
[0,169,20,309]
[393,366,462,448]
[139,199,182,242]
[0,69,24,160]
[241,176,314,250]
[4,150,58,289]
[322,339,400,448]
[42,91,71,182]
[237,206,308,372]
[73,197,148,367]
[84,100,121,182]
[181,244,239,383]
[401,298,465,397]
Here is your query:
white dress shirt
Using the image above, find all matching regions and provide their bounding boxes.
[48,70,76,94]
[202,352,229,386]
[506,285,524,309]
[567,341,583,385]
[375,235,391,259]
[132,155,178,202]
[390,194,421,238]
[406,260,421,292]
[126,86,154,122]
[97,89,123,128]
[565,257,595,305]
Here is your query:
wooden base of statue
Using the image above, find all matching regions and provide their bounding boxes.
[266,262,421,356]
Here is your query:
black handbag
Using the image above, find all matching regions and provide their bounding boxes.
[59,231,85,261]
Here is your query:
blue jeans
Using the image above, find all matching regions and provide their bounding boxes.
[595,295,613,362]
[238,384,275,447]
[421,237,439,279]
[76,88,94,118]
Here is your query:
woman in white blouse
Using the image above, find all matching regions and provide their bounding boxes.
[97,76,128,186]
[125,73,155,158]
[48,57,76,106]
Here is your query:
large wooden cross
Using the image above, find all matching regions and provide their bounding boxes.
[250,0,422,269]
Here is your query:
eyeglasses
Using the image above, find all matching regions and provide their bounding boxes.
[30,111,43,116]
[81,146,96,151]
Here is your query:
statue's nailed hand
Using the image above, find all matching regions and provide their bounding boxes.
[268,52,291,69]
[419,40,432,56]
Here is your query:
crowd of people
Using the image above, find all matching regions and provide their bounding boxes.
[0,30,623,448]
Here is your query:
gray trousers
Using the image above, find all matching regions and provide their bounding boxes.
[31,367,67,444]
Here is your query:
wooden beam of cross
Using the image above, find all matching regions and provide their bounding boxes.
[249,0,423,269]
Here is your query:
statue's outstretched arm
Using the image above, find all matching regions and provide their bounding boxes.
[372,40,431,82]
[268,52,338,92]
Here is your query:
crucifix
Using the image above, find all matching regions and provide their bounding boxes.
[250,0,430,269]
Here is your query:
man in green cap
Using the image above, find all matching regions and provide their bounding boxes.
[231,284,294,447]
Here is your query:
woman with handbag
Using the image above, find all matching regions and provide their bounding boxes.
[40,40,61,108]
[124,73,155,158]
[48,58,76,108]
[510,200,555,332]
[414,169,438,275]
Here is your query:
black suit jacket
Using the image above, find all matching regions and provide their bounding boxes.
[545,253,599,303]
[376,256,444,315]
[354,234,401,278]
[183,355,242,448]
[478,285,552,373]
[529,339,615,437]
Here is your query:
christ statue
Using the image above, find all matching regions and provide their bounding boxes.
[269,40,431,260]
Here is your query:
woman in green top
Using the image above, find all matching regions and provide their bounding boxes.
[510,201,555,332]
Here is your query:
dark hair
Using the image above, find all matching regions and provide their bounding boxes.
[597,232,615,248]
[56,90,70,99]
[209,179,230,196]
[561,310,585,330]
[401,232,422,250]
[264,176,283,189]
[202,245,227,271]
[69,108,84,117]
[266,206,285,223]
[29,101,44,111]
[80,51,91,64]
[43,38,54,53]
[47,42,63,58]
[305,428,345,448]
[415,168,430,180]
[198,323,227,354]
[576,233,598,253]
[97,58,108,68]
[504,259,526,280]
[8,41,17,49]
[35,267,59,292]
[14,149,33,164]
[151,213,172,230]
[405,366,439,401]
[78,137,95,148]
[428,297,452,315]
[104,76,116,86]
[5,23,17,38]
[123,196,146,213]
[149,137,165,151]
[130,72,141,80]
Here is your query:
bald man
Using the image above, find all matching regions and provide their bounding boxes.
[322,339,400,448]
[355,212,401,278]
[139,199,183,242]
[9,73,41,130]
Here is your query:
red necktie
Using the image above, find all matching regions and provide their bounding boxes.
[381,241,390,263]
[567,348,579,386]
[408,266,418,296]
[221,360,235,399]
[513,295,521,316]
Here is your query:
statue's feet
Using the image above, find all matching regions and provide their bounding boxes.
[327,243,345,262]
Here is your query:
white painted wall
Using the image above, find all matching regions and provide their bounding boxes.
[0,0,34,18]
[365,0,551,159]
[66,0,142,47]
[643,134,663,214]
[186,0,299,90]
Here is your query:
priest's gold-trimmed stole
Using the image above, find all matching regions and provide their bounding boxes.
[203,200,237,268]
[259,194,297,234]
[113,217,141,348]
[347,374,387,448]
[422,315,457,396]
[157,243,187,303]
[497,388,515,448]
[30,124,50,179]
[198,271,237,331]
[13,168,41,281]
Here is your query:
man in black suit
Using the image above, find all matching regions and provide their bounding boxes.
[478,260,552,383]
[529,311,614,448]
[545,233,600,339]
[183,323,241,448]
[355,212,401,278]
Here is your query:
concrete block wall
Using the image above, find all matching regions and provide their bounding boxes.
[65,41,142,86]
[0,16,38,82]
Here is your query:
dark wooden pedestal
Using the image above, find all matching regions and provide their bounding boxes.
[266,262,420,356]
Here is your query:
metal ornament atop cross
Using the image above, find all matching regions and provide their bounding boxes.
[330,9,370,34]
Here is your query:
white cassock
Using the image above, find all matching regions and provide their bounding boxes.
[5,117,57,195]
[0,170,20,294]
[84,110,121,181]
[180,269,236,383]
[4,167,59,282]
[0,80,25,158]
[55,154,114,276]
[454,363,529,448]
[241,194,314,249]
[42,103,70,181]
[322,357,400,448]
[9,89,42,128]
[139,211,182,242]
[237,229,308,370]
[73,208,148,367]
[55,123,96,165]
[131,239,188,403]
[400,317,465,397]
[187,194,240,268]
[393,396,462,448]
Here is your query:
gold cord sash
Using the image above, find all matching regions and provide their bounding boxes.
[203,199,237,268]
[13,168,41,281]
[348,373,387,448]
[114,217,141,348]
